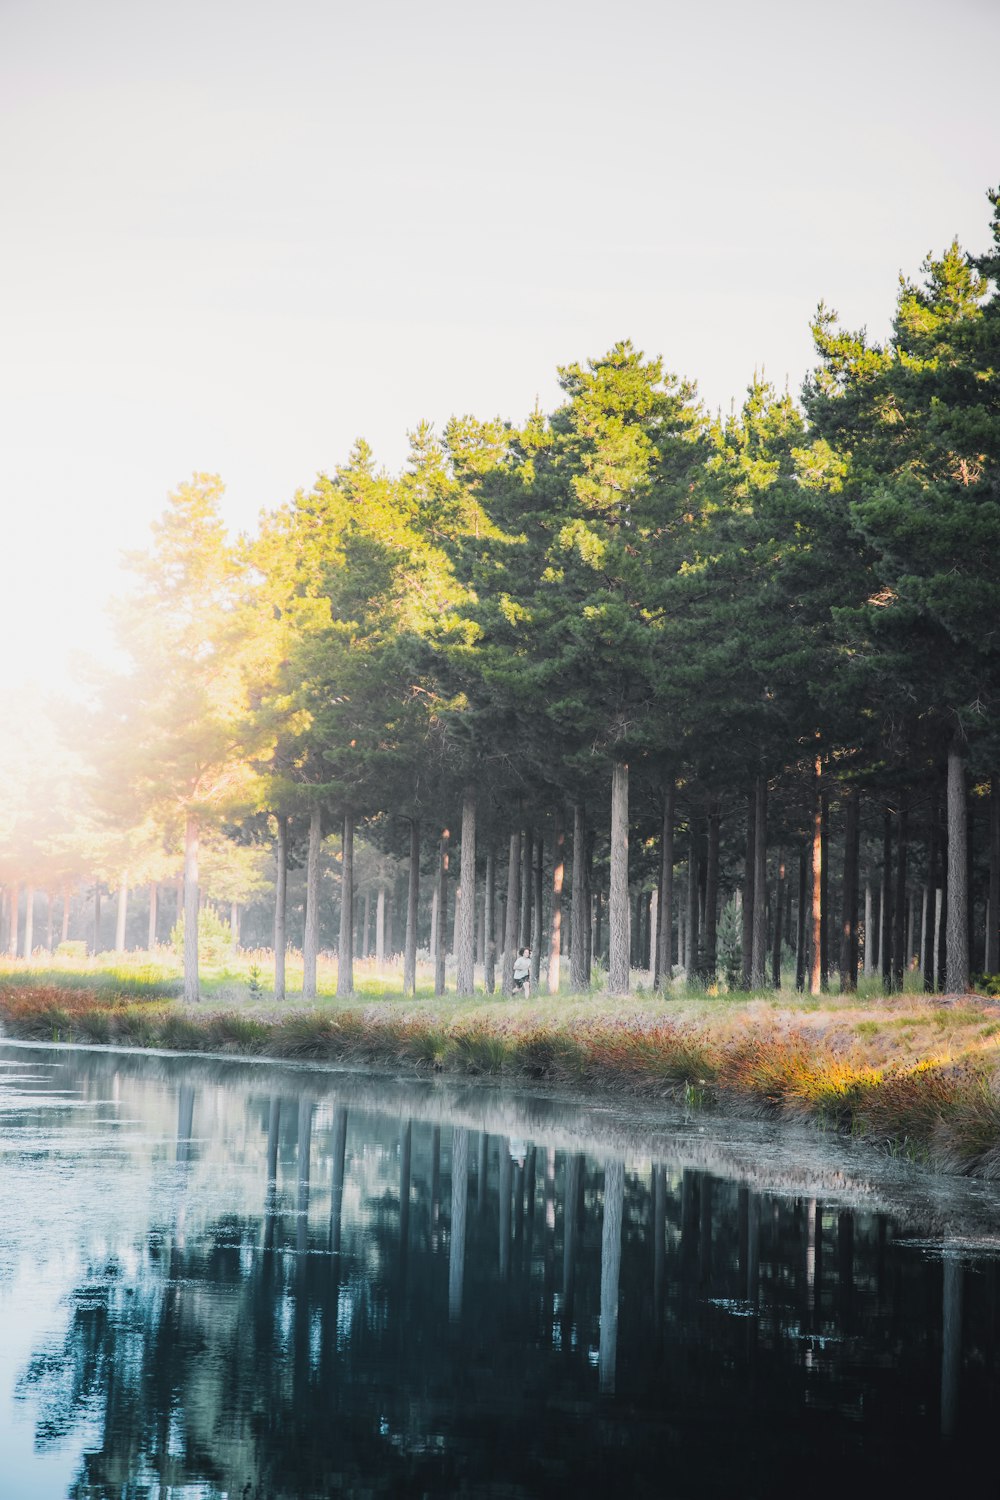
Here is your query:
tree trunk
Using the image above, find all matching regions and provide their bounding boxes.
[93,883,102,955]
[686,844,699,979]
[519,827,533,951]
[741,786,756,988]
[704,796,720,982]
[456,786,477,996]
[45,889,53,953]
[148,882,159,951]
[608,761,630,995]
[839,790,860,992]
[570,803,587,993]
[337,811,355,998]
[771,853,785,989]
[273,814,288,1001]
[547,818,564,995]
[656,781,675,990]
[114,874,128,952]
[989,777,1000,974]
[819,789,829,990]
[924,792,938,989]
[435,827,450,996]
[795,847,807,991]
[61,880,70,945]
[810,760,822,996]
[946,736,969,993]
[752,773,768,988]
[484,846,496,994]
[531,836,543,989]
[369,888,381,965]
[881,806,893,992]
[584,831,595,980]
[230,900,239,947]
[24,885,35,958]
[893,800,909,991]
[7,881,18,958]
[183,813,200,1003]
[303,803,322,999]
[502,829,521,996]
[404,818,420,997]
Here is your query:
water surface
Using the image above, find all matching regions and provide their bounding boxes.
[1,1040,999,1497]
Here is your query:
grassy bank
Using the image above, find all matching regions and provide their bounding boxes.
[3,961,1000,1177]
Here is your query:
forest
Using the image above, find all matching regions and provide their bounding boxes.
[3,190,999,1007]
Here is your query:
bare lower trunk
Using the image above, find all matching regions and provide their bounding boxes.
[608,761,630,995]
[7,881,18,958]
[456,787,477,996]
[741,787,755,988]
[686,843,699,978]
[703,796,720,981]
[864,881,874,977]
[303,803,322,999]
[771,853,784,988]
[531,837,543,989]
[893,800,909,991]
[148,882,159,951]
[484,846,496,994]
[376,888,386,963]
[656,781,675,990]
[93,883,101,956]
[547,819,564,995]
[337,811,355,998]
[404,818,420,997]
[45,889,53,953]
[795,848,807,991]
[435,827,450,997]
[184,814,200,1003]
[519,828,533,951]
[752,773,768,989]
[502,829,521,996]
[570,803,587,993]
[274,814,288,1001]
[819,790,829,990]
[839,790,859,992]
[881,806,893,991]
[61,881,70,944]
[24,885,35,958]
[115,874,128,952]
[989,776,1000,974]
[230,901,239,947]
[809,760,822,996]
[946,737,969,993]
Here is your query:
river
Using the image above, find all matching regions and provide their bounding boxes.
[1,1039,998,1497]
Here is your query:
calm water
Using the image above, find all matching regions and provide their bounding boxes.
[1,1042,1000,1498]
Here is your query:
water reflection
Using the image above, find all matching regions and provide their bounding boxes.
[1,1043,999,1497]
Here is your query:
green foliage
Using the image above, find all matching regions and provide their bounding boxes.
[171,908,233,967]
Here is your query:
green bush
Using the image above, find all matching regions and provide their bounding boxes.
[171,908,233,966]
[55,941,88,960]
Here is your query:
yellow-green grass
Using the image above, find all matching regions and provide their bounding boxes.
[3,962,1000,1176]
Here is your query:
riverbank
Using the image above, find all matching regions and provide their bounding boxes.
[3,976,1000,1177]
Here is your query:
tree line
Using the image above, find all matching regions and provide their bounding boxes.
[4,190,999,1002]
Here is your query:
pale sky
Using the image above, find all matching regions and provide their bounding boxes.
[2,0,998,691]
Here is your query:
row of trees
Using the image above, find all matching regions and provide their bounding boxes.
[5,191,999,1002]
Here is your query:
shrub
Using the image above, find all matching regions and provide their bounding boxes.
[171,909,233,966]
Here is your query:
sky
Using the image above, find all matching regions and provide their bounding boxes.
[2,0,999,691]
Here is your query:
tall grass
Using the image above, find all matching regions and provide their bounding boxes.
[3,981,1000,1175]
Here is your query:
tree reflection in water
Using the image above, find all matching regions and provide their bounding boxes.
[6,1045,1000,1497]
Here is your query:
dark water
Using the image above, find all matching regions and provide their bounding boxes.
[2,1043,1000,1498]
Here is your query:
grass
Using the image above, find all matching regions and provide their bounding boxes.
[3,954,1000,1175]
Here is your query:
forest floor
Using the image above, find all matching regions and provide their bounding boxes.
[2,953,1000,1176]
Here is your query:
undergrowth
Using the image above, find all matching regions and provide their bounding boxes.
[4,983,1000,1176]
